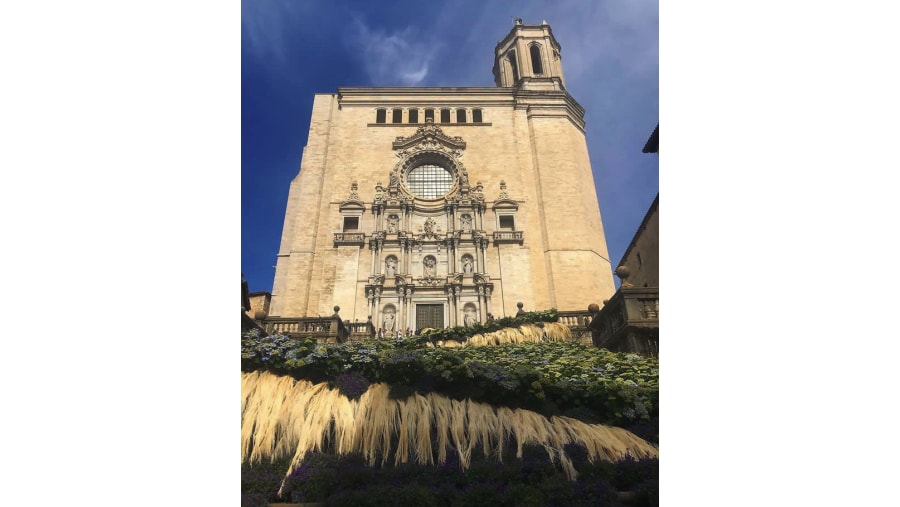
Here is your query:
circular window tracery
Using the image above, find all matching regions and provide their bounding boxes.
[406,163,454,199]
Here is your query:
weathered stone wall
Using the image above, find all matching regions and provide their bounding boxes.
[618,196,659,288]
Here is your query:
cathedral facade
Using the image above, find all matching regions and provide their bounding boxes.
[269,20,616,332]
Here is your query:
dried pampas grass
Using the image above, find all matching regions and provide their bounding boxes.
[241,371,658,494]
[464,322,573,347]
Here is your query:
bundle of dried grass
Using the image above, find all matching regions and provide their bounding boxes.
[464,322,573,347]
[242,371,658,494]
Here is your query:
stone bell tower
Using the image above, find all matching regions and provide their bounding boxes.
[492,19,567,91]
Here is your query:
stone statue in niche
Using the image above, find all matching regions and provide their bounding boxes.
[423,217,436,238]
[462,256,474,274]
[463,306,477,327]
[382,307,396,332]
[460,214,472,232]
[387,215,399,233]
[389,169,399,187]
[385,257,397,277]
[423,256,437,278]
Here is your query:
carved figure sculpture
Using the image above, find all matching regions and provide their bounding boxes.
[463,306,477,327]
[424,217,436,238]
[460,214,473,232]
[462,256,474,274]
[387,215,399,233]
[385,257,397,277]
[423,256,436,278]
[382,307,396,332]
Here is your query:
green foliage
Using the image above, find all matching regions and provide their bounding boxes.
[241,314,659,432]
[416,308,560,344]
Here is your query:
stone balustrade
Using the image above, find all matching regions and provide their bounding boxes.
[491,230,524,244]
[333,232,366,246]
[262,317,374,343]
[587,287,658,356]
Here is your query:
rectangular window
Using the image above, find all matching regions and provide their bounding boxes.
[499,216,515,230]
[375,110,386,123]
[457,109,467,123]
[392,108,402,123]
[440,109,450,123]
[425,109,434,122]
[343,217,359,231]
[472,109,483,123]
[408,109,419,123]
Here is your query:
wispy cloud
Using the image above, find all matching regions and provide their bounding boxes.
[346,17,439,86]
[242,0,317,64]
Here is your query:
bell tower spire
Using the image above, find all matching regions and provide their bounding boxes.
[492,19,566,90]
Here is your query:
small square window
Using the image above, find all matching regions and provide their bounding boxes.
[343,217,359,231]
[499,216,515,230]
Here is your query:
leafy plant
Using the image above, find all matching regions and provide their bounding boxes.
[241,313,659,436]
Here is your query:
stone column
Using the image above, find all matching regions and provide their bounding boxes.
[396,292,404,332]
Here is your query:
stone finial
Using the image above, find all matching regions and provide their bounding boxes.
[515,17,523,25]
[615,265,633,288]
[587,303,600,315]
[333,305,341,313]
[499,180,509,199]
[517,302,524,309]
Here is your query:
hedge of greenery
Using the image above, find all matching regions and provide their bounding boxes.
[241,448,658,507]
[241,314,658,440]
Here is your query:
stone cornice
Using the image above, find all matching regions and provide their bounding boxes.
[494,23,561,54]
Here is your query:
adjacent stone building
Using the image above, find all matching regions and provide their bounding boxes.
[268,20,617,332]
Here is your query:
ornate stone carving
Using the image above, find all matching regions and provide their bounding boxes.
[474,273,491,284]
[424,217,436,238]
[423,255,437,278]
[463,304,478,327]
[387,214,399,233]
[385,256,398,277]
[498,180,509,199]
[348,181,359,201]
[461,254,474,274]
[382,306,396,332]
[460,214,473,232]
[392,123,466,151]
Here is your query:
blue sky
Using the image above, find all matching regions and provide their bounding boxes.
[241,0,659,293]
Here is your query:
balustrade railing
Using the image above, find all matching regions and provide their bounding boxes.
[587,287,659,356]
[492,231,524,244]
[262,317,374,343]
[556,310,594,345]
[333,232,366,246]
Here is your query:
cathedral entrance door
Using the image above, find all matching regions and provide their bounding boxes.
[415,304,444,330]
